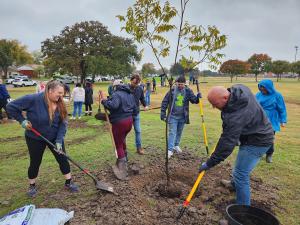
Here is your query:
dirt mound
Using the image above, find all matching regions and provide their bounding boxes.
[40,147,279,225]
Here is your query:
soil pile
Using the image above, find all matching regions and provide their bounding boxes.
[40,147,279,225]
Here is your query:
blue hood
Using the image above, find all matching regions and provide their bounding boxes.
[258,79,276,95]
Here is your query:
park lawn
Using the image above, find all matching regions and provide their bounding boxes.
[0,77,299,224]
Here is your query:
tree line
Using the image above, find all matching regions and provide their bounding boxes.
[0,21,140,82]
[219,54,300,82]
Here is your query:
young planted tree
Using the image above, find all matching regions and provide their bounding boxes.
[219,59,250,82]
[247,53,272,82]
[0,39,33,79]
[117,0,227,185]
[270,60,290,82]
[42,21,140,83]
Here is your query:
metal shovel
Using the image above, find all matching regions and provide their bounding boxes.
[30,127,114,193]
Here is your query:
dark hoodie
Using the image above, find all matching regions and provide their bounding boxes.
[206,84,274,168]
[102,85,137,124]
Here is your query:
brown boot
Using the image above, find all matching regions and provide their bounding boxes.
[136,148,145,155]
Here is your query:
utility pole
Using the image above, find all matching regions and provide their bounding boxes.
[295,46,299,62]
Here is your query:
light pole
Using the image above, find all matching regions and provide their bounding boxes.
[295,46,299,62]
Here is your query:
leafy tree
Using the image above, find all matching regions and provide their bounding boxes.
[42,21,140,83]
[0,39,33,78]
[247,53,272,82]
[141,63,156,77]
[291,61,300,80]
[32,50,44,64]
[220,59,250,82]
[270,60,290,82]
[117,0,227,83]
[170,63,184,76]
[157,67,169,76]
[34,65,45,78]
[118,0,226,185]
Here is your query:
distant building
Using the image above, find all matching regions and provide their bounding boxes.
[17,65,34,77]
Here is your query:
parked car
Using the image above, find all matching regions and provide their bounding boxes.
[85,76,94,83]
[94,76,102,82]
[6,75,28,84]
[53,75,74,84]
[12,78,37,87]
[6,78,15,84]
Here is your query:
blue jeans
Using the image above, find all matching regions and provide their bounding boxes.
[233,145,270,205]
[168,117,185,151]
[73,101,83,117]
[145,90,151,106]
[133,113,142,149]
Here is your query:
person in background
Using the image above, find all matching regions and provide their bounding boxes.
[64,83,71,100]
[36,81,46,93]
[84,82,93,116]
[71,83,85,119]
[152,77,157,93]
[129,74,147,155]
[160,76,200,159]
[99,80,137,179]
[0,78,12,122]
[256,79,287,163]
[198,85,274,205]
[7,80,79,197]
[145,79,151,107]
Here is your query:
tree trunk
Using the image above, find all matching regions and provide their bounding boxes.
[230,75,233,83]
[3,67,8,79]
[277,74,279,82]
[255,74,258,82]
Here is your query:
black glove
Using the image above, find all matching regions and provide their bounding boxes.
[160,115,167,122]
[199,162,209,173]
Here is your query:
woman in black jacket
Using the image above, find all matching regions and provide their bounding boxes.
[99,80,137,180]
[84,82,93,116]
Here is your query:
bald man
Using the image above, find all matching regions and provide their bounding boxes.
[199,84,274,205]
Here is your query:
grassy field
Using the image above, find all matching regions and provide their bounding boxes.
[0,77,299,224]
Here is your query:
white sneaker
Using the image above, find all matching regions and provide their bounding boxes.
[70,116,75,120]
[174,146,182,153]
[78,117,81,119]
[168,150,173,159]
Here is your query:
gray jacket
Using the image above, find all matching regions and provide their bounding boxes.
[206,84,274,168]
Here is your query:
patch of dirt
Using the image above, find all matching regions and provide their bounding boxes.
[67,119,104,130]
[0,136,23,143]
[39,147,279,225]
[65,135,98,146]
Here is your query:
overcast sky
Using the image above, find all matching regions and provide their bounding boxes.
[1,0,299,70]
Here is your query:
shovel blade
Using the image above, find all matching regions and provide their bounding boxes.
[96,181,114,193]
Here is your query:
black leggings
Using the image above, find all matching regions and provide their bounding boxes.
[25,136,70,179]
[85,104,92,112]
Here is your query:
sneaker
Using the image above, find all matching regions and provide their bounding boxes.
[65,182,79,192]
[78,116,81,119]
[168,150,173,159]
[70,116,75,120]
[27,185,37,197]
[173,146,182,153]
[266,154,273,163]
